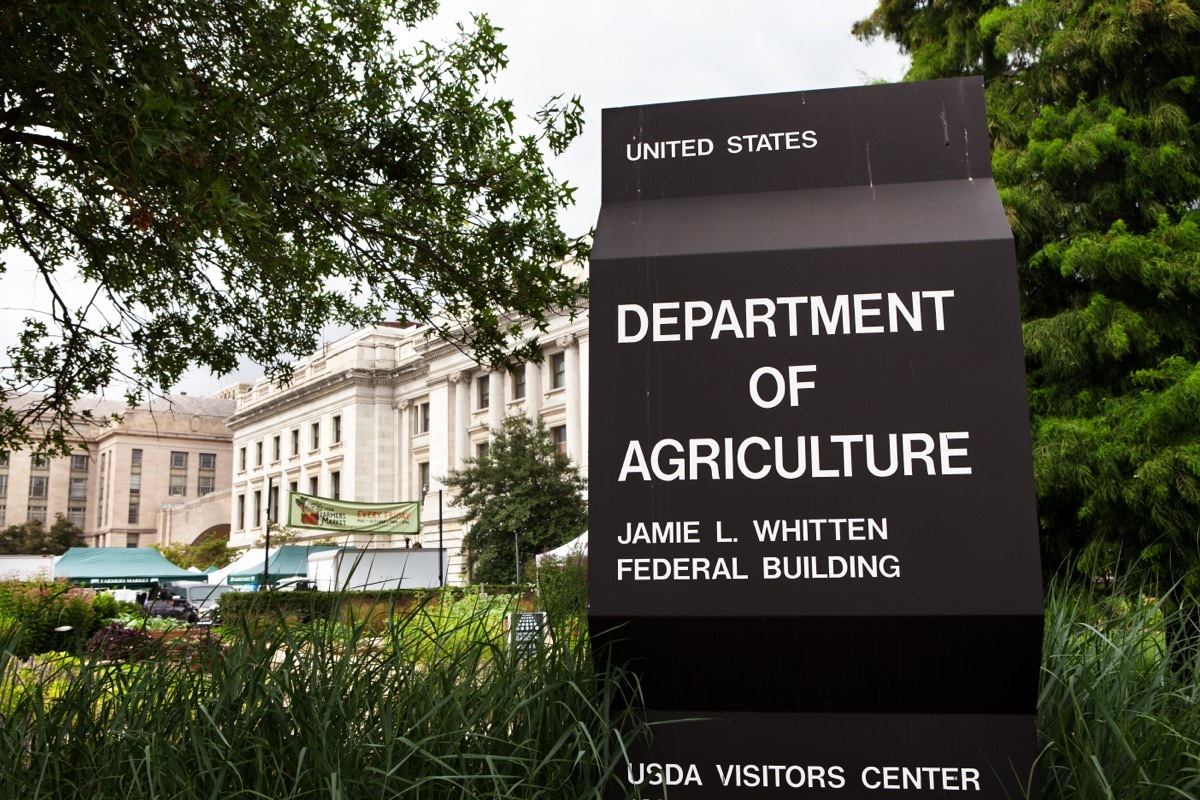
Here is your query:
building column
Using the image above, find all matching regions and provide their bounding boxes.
[428,379,452,492]
[558,334,582,464]
[450,371,471,470]
[396,399,411,501]
[525,361,542,420]
[578,333,590,479]
[488,368,504,435]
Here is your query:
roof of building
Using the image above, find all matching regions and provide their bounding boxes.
[5,392,236,419]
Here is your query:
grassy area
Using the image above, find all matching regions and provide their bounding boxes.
[0,590,641,800]
[1,574,1198,799]
[1037,580,1200,800]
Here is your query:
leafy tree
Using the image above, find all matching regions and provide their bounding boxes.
[1,0,587,456]
[444,414,587,585]
[0,514,85,555]
[856,1,1200,588]
[155,531,236,570]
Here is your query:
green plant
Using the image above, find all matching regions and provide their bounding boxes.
[536,552,588,642]
[114,612,185,632]
[85,622,153,661]
[1037,578,1200,799]
[0,580,96,657]
[0,585,644,799]
[444,414,588,584]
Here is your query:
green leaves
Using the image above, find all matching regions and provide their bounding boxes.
[1,0,587,455]
[443,415,587,586]
[858,0,1200,588]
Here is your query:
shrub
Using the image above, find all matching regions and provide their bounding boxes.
[0,580,96,658]
[85,622,153,661]
[535,552,587,640]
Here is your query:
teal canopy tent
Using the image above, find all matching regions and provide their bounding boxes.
[226,545,341,586]
[55,548,205,589]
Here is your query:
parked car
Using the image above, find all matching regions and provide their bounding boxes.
[142,594,200,624]
[160,583,239,623]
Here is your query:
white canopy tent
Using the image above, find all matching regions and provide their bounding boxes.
[206,547,272,587]
[536,531,588,565]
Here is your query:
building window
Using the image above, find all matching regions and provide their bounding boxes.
[0,505,6,525]
[126,534,139,548]
[255,441,263,467]
[477,376,489,410]
[238,447,247,471]
[98,452,107,527]
[477,442,490,460]
[513,369,526,400]
[291,428,300,456]
[552,425,568,455]
[128,502,140,525]
[332,415,342,445]
[131,449,142,467]
[310,422,320,451]
[169,451,187,496]
[129,473,141,495]
[289,481,298,495]
[31,454,48,469]
[0,452,8,467]
[415,402,430,434]
[70,454,89,472]
[330,471,341,500]
[551,352,566,390]
[0,475,7,498]
[308,475,319,496]
[272,436,281,462]
[29,475,48,498]
[269,486,280,522]
[68,506,85,527]
[237,494,245,530]
[27,505,46,523]
[253,490,262,528]
[418,462,430,495]
[198,452,216,496]
[69,476,87,499]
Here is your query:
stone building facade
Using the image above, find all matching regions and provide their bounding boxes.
[225,309,589,585]
[0,395,236,547]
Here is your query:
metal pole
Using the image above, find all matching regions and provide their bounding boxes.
[262,476,271,588]
[438,489,444,587]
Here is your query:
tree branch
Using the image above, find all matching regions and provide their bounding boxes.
[0,127,82,154]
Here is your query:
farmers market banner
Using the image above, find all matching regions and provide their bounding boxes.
[287,492,420,534]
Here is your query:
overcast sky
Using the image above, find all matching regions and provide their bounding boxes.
[424,0,910,238]
[4,2,909,398]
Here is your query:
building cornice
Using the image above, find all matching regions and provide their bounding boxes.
[227,361,428,430]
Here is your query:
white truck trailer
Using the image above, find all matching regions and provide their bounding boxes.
[0,555,56,581]
[306,548,448,592]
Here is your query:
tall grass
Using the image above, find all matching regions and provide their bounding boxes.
[1038,580,1200,799]
[0,591,642,800]
[7,579,1199,799]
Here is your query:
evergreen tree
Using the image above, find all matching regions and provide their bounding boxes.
[856,1,1200,588]
[0,514,85,555]
[444,415,587,585]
